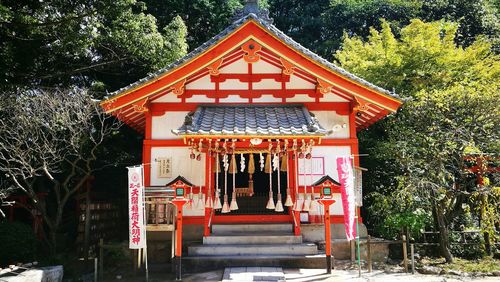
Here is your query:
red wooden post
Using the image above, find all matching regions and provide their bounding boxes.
[290,152,301,235]
[171,198,188,280]
[203,151,211,236]
[318,198,335,273]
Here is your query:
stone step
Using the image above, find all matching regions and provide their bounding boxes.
[212,224,293,234]
[203,234,302,245]
[183,254,329,272]
[223,267,284,282]
[188,243,318,256]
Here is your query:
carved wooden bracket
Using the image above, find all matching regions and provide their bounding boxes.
[169,79,186,95]
[316,78,333,95]
[241,40,262,63]
[132,98,149,113]
[353,96,370,112]
[279,57,295,75]
[207,58,223,76]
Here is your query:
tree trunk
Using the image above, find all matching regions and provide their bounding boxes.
[479,194,493,256]
[435,202,453,263]
[44,195,68,253]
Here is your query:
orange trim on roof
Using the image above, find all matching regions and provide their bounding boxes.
[101,18,402,118]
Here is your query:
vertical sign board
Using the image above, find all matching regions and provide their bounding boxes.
[354,168,362,207]
[157,157,172,178]
[128,166,146,249]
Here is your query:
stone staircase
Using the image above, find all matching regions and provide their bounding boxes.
[184,223,325,271]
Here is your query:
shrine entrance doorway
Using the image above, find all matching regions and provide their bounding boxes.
[214,153,291,219]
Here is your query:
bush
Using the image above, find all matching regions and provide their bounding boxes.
[449,231,485,259]
[0,221,37,266]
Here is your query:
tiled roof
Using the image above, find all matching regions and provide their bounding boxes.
[165,175,194,187]
[173,105,330,136]
[105,12,399,100]
[312,175,341,187]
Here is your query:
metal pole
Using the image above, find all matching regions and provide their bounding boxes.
[356,208,361,277]
[141,165,149,282]
[171,223,175,273]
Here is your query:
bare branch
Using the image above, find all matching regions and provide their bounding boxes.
[0,87,122,246]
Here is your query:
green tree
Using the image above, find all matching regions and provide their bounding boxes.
[0,0,188,92]
[269,0,500,58]
[336,20,500,262]
[269,0,421,57]
[420,0,500,51]
[144,0,242,49]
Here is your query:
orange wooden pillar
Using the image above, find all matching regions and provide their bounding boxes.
[203,151,212,236]
[319,198,335,273]
[171,198,188,280]
[290,152,301,235]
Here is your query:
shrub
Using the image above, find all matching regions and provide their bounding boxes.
[0,221,37,266]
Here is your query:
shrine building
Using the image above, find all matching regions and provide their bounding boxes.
[101,1,402,267]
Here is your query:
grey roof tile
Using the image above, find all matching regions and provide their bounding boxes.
[173,104,330,136]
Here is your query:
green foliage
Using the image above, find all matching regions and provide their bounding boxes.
[0,0,188,93]
[0,221,37,266]
[269,0,421,57]
[143,0,242,49]
[420,0,500,51]
[336,19,499,95]
[269,0,500,58]
[369,191,431,239]
[449,231,485,259]
[444,257,500,272]
[337,19,500,259]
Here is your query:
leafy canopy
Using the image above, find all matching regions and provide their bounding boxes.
[0,0,188,93]
[336,19,499,96]
[336,19,500,244]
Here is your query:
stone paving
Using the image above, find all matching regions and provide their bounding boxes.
[180,268,499,282]
[222,267,285,281]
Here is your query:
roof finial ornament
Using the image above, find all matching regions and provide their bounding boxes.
[232,0,273,24]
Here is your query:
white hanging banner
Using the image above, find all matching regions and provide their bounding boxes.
[128,165,146,249]
[354,168,363,207]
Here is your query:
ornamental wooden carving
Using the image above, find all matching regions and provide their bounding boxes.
[279,57,295,75]
[132,98,149,113]
[241,40,262,63]
[207,58,223,76]
[170,79,186,95]
[353,96,370,112]
[316,78,333,95]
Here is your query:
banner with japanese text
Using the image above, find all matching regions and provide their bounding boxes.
[336,156,356,241]
[128,166,146,249]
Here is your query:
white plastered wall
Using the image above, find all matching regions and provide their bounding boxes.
[186,75,215,90]
[311,111,350,139]
[296,145,351,215]
[150,147,205,215]
[151,112,189,140]
[220,58,247,74]
[286,74,315,89]
[252,59,282,73]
